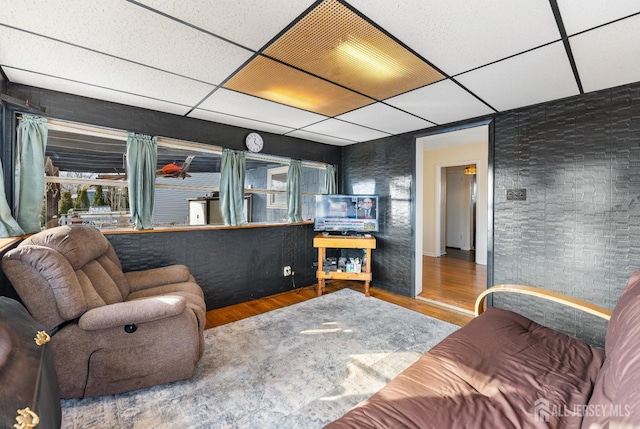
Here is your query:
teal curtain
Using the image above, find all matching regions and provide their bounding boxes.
[0,160,25,237]
[126,133,157,230]
[15,114,47,234]
[286,160,303,222]
[325,164,337,194]
[220,148,246,226]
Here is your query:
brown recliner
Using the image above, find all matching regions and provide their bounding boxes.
[2,225,206,399]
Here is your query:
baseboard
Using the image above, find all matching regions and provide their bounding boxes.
[423,251,439,257]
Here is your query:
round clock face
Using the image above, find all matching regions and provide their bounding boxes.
[245,132,263,152]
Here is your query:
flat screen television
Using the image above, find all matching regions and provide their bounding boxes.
[314,194,379,233]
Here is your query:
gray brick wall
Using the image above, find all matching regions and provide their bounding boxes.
[342,135,416,296]
[493,84,640,346]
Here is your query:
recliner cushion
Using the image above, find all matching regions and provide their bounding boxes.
[2,245,87,322]
[24,225,110,270]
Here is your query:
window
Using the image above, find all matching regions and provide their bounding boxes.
[39,119,330,229]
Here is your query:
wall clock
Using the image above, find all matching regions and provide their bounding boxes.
[245,132,264,153]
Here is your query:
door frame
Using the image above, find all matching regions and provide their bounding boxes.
[414,119,494,297]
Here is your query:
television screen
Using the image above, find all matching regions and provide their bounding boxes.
[314,194,379,233]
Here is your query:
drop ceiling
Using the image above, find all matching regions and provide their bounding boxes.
[1,0,640,146]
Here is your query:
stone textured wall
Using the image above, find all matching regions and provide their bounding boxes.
[342,135,416,297]
[106,224,317,310]
[493,83,640,346]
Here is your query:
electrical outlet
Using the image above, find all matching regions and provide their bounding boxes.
[283,266,292,277]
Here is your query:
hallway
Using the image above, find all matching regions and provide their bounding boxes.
[419,249,487,312]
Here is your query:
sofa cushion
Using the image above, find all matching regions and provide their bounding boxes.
[326,307,604,429]
[583,271,640,428]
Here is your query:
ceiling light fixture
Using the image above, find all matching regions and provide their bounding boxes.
[464,165,477,175]
[224,0,444,115]
[336,36,407,79]
[258,86,327,112]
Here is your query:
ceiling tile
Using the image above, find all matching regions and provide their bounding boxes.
[286,130,356,146]
[189,109,295,135]
[223,56,374,116]
[570,14,640,93]
[0,0,253,84]
[557,0,640,35]
[4,67,192,116]
[385,80,494,125]
[347,0,560,76]
[0,26,215,106]
[198,88,327,129]
[136,0,316,51]
[337,103,434,135]
[455,42,579,112]
[300,119,390,143]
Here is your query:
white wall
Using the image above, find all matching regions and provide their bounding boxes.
[445,168,465,249]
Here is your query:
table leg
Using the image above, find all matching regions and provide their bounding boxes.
[317,246,326,296]
[364,248,372,297]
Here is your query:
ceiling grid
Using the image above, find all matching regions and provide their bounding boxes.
[0,0,639,145]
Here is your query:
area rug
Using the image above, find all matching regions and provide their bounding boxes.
[61,289,459,428]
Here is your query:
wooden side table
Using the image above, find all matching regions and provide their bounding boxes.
[313,234,376,297]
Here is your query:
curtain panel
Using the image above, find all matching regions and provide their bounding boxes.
[286,159,303,222]
[325,164,337,195]
[0,159,24,237]
[220,148,246,226]
[126,133,157,230]
[14,114,47,234]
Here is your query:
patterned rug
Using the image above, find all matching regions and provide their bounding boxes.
[61,289,458,428]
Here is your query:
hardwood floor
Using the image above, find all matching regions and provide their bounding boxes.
[205,280,473,330]
[419,250,487,312]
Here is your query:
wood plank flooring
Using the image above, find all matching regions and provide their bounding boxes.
[419,252,487,311]
[205,280,473,330]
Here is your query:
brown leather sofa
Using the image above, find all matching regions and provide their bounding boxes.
[326,272,640,429]
[2,225,206,399]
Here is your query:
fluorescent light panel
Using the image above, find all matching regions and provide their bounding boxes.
[224,0,443,116]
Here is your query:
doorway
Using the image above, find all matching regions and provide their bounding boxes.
[414,124,489,313]
[444,165,475,254]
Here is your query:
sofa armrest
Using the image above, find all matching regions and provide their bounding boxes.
[78,295,186,330]
[475,284,612,320]
[125,265,193,292]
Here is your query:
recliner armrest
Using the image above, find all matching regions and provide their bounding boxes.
[78,295,187,330]
[125,265,193,292]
